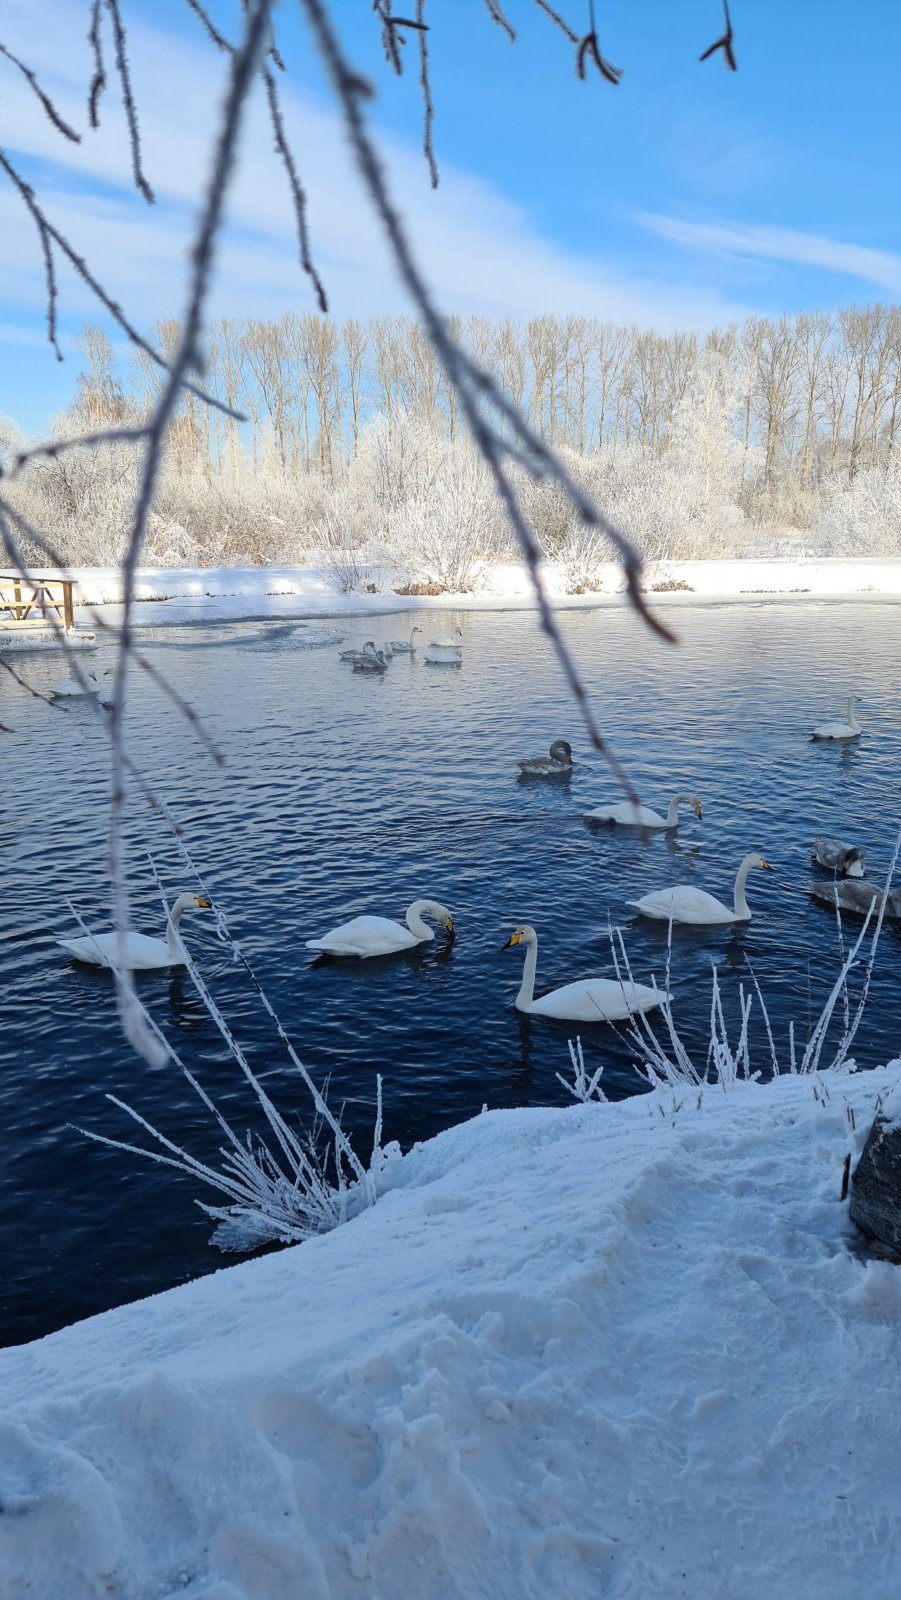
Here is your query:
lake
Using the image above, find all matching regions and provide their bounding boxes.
[1,598,900,1346]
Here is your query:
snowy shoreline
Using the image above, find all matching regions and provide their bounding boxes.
[2,1065,900,1598]
[18,555,901,629]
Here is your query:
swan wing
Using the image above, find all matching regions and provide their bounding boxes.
[305,914,416,957]
[530,978,668,1021]
[628,886,736,924]
[585,803,663,825]
[811,721,860,740]
[58,932,175,968]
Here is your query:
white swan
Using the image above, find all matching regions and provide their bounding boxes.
[430,627,463,649]
[376,641,394,659]
[503,925,668,1021]
[585,792,702,829]
[517,740,573,777]
[58,893,212,969]
[811,695,862,741]
[388,626,422,653]
[627,853,772,926]
[423,643,462,665]
[811,836,865,878]
[306,899,454,958]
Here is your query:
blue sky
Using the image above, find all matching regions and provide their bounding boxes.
[1,0,899,434]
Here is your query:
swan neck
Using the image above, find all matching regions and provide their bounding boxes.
[517,936,538,1010]
[666,795,682,826]
[733,857,754,916]
[846,697,859,728]
[406,902,433,940]
[166,900,187,956]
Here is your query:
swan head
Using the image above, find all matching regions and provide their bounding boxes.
[170,892,213,916]
[691,796,703,819]
[849,694,862,704]
[503,924,537,950]
[413,899,454,935]
[411,626,423,637]
[756,857,773,871]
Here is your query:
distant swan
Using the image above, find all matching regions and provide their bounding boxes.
[353,645,388,673]
[503,924,668,1021]
[811,695,862,741]
[430,627,463,649]
[388,626,423,653]
[338,638,378,663]
[811,836,865,878]
[810,880,901,920]
[58,893,212,969]
[51,672,100,699]
[585,792,702,829]
[423,643,462,665]
[517,740,573,778]
[627,853,772,926]
[306,899,454,958]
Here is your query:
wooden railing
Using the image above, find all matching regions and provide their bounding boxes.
[0,575,75,631]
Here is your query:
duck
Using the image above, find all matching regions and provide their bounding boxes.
[353,645,389,674]
[811,836,865,878]
[423,643,462,665]
[502,924,668,1021]
[305,899,454,958]
[388,626,423,653]
[585,792,702,829]
[810,880,901,920]
[811,695,862,741]
[517,740,573,778]
[627,853,772,926]
[430,627,463,649]
[58,893,212,969]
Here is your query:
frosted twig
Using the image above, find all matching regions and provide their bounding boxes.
[576,0,622,84]
[0,42,82,141]
[416,0,439,189]
[105,0,155,202]
[700,0,737,70]
[532,0,579,44]
[0,426,148,478]
[88,0,107,126]
[483,0,516,42]
[262,61,329,311]
[0,152,62,359]
[184,0,233,52]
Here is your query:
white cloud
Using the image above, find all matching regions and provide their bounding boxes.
[0,0,754,352]
[635,214,901,295]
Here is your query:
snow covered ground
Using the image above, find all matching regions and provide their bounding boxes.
[14,555,901,630]
[3,1063,900,1600]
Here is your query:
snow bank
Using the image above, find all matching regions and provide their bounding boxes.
[2,1065,900,1599]
[19,556,901,629]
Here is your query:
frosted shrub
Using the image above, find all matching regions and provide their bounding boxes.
[812,460,901,557]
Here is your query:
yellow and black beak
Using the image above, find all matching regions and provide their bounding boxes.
[196,896,213,909]
[502,930,522,949]
[694,802,703,819]
[760,859,773,871]
[445,916,455,937]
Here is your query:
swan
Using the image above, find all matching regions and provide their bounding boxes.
[811,836,865,878]
[376,641,394,659]
[811,695,862,741]
[627,853,772,926]
[353,645,388,673]
[502,924,668,1021]
[517,740,573,778]
[388,626,422,653]
[338,639,378,663]
[58,893,212,969]
[423,643,462,665]
[50,672,100,699]
[430,627,463,649]
[585,792,702,829]
[305,899,454,958]
[810,880,901,920]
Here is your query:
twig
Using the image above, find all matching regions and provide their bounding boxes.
[699,0,737,70]
[0,152,62,360]
[483,0,516,42]
[0,41,82,141]
[105,0,156,202]
[840,1152,851,1202]
[416,0,439,189]
[576,0,622,84]
[532,0,579,44]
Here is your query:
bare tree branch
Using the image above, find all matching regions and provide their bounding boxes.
[105,0,156,202]
[88,0,108,127]
[700,0,737,71]
[483,0,516,43]
[0,41,82,141]
[415,0,439,190]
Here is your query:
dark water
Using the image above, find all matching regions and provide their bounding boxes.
[2,601,900,1347]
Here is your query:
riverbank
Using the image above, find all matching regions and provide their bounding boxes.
[2,1062,900,1599]
[20,555,901,628]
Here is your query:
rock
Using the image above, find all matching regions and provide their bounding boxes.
[850,1116,901,1258]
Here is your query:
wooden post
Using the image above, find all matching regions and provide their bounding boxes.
[63,580,74,631]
